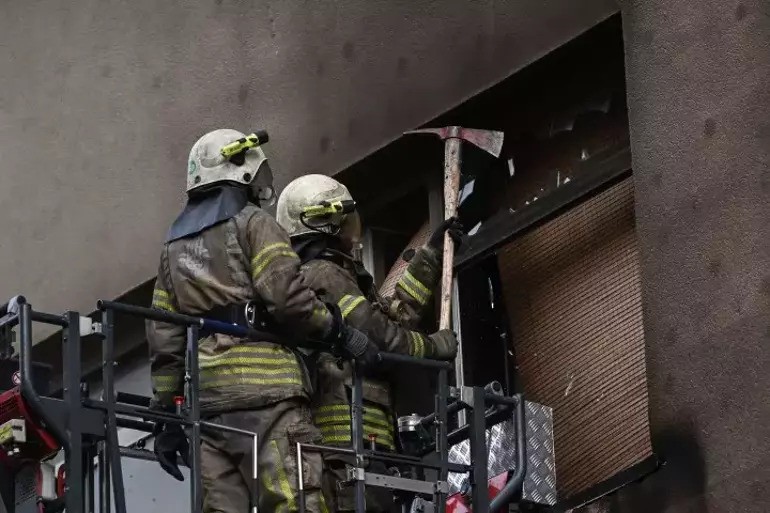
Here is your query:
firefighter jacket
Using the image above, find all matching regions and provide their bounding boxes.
[147,202,334,415]
[300,245,441,451]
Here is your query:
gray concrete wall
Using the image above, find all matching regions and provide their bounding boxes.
[0,0,617,338]
[591,1,770,511]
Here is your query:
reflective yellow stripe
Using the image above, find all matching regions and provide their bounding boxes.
[338,294,366,319]
[404,270,431,298]
[152,289,176,312]
[314,412,392,430]
[251,243,296,279]
[409,332,426,359]
[197,345,303,388]
[320,494,331,513]
[152,299,175,312]
[199,376,303,389]
[319,424,394,441]
[152,374,180,392]
[312,306,330,322]
[200,356,299,369]
[201,365,301,377]
[198,346,295,358]
[199,345,297,364]
[262,444,280,510]
[314,403,395,448]
[319,427,396,450]
[272,439,297,512]
[338,295,356,313]
[315,403,390,421]
[398,271,430,306]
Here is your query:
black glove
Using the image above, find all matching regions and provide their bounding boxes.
[426,329,458,360]
[427,217,465,252]
[153,422,190,481]
[323,302,380,369]
[342,325,381,369]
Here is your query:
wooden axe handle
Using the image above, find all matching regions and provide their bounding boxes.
[439,138,462,331]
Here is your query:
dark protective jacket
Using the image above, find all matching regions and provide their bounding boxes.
[299,243,441,450]
[147,198,334,415]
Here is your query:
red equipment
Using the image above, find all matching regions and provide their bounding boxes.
[445,472,510,513]
[0,387,60,463]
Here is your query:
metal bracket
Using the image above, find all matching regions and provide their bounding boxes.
[79,316,101,336]
[411,497,436,513]
[363,472,448,496]
[459,386,476,409]
[344,466,366,483]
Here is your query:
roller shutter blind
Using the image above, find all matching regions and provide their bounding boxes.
[496,176,652,497]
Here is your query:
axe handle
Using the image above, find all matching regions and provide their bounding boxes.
[439,138,462,331]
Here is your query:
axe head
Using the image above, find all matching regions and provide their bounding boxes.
[404,126,505,158]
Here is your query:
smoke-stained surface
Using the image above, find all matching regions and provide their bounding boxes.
[0,0,617,336]
[613,0,770,511]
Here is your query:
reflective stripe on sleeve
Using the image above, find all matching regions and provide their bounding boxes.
[397,270,432,306]
[338,295,366,319]
[408,331,426,359]
[250,242,298,280]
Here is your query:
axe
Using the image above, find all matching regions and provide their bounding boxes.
[403,126,504,330]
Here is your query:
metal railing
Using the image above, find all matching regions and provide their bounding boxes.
[2,297,527,513]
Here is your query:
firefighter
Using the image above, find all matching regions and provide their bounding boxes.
[146,129,378,513]
[275,174,461,513]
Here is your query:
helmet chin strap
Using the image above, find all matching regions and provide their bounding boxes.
[299,212,342,237]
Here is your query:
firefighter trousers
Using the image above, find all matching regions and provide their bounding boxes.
[201,399,328,513]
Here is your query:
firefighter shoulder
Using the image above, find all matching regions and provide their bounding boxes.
[145,130,369,513]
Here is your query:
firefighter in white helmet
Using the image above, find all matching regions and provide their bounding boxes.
[146,130,377,513]
[276,174,462,513]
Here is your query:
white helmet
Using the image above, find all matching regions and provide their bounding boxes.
[276,174,359,241]
[187,129,274,202]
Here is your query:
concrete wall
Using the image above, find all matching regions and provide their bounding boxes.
[587,1,770,511]
[0,0,617,338]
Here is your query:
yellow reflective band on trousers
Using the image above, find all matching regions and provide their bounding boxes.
[152,289,176,312]
[198,345,304,390]
[338,295,366,319]
[398,270,431,306]
[313,403,395,450]
[408,331,426,359]
[151,372,181,393]
[272,440,297,513]
[251,242,297,280]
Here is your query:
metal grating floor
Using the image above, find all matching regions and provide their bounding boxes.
[496,177,652,498]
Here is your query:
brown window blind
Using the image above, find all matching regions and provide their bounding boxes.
[496,176,652,498]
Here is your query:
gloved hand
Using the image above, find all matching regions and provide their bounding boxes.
[342,325,381,370]
[427,217,465,253]
[153,422,190,481]
[426,329,458,360]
